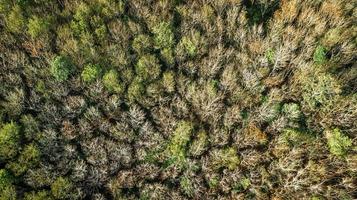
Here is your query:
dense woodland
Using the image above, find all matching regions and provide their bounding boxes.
[0,0,356,199]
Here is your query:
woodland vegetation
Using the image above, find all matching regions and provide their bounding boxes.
[0,0,356,199]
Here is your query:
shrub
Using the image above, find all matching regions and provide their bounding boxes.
[325,128,352,157]
[152,22,174,49]
[81,64,101,83]
[103,69,124,94]
[136,54,161,81]
[50,56,73,82]
[27,16,51,38]
[0,122,20,161]
[313,45,327,64]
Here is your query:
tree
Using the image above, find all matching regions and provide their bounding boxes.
[27,16,51,38]
[0,122,20,161]
[325,128,352,157]
[81,64,101,83]
[136,54,161,81]
[50,56,73,82]
[103,69,124,94]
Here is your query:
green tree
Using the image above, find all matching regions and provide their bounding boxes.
[6,5,25,33]
[0,169,16,200]
[103,69,124,93]
[24,190,52,200]
[136,54,161,81]
[81,64,101,83]
[0,122,20,161]
[325,128,352,157]
[152,22,174,49]
[7,143,40,176]
[51,177,74,200]
[27,16,51,38]
[50,56,73,82]
[313,45,327,65]
[132,34,153,54]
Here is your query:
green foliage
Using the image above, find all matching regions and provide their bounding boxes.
[313,45,327,64]
[189,130,208,156]
[176,32,200,58]
[132,34,153,54]
[103,69,124,93]
[136,54,161,81]
[7,143,40,176]
[282,129,313,147]
[50,56,73,82]
[265,48,275,64]
[127,77,145,102]
[20,115,39,141]
[233,177,251,192]
[6,5,25,33]
[166,121,194,166]
[81,64,101,83]
[27,16,51,38]
[162,71,175,93]
[325,128,352,157]
[24,190,52,200]
[0,169,16,200]
[282,103,301,121]
[152,22,174,49]
[301,68,341,110]
[180,176,194,197]
[211,147,240,171]
[0,122,20,161]
[51,177,74,200]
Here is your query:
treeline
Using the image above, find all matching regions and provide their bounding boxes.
[0,0,356,199]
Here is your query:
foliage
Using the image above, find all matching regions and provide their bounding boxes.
[0,0,355,199]
[24,190,52,200]
[50,56,73,82]
[103,69,124,93]
[166,121,194,166]
[136,54,161,81]
[0,169,16,200]
[7,143,40,176]
[325,128,352,157]
[313,45,327,64]
[0,122,20,161]
[51,177,74,200]
[6,5,25,33]
[27,16,51,38]
[210,147,240,171]
[152,22,174,49]
[132,34,153,54]
[81,64,101,83]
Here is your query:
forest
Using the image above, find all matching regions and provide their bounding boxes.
[0,0,356,199]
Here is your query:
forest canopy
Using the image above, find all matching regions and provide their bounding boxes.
[0,0,356,199]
